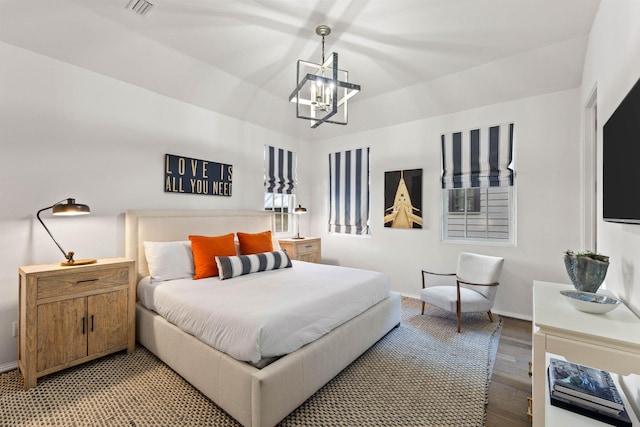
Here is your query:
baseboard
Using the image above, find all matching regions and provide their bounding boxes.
[399,292,418,298]
[492,309,532,322]
[400,292,533,321]
[0,360,17,373]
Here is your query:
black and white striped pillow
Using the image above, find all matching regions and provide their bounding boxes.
[215,250,292,280]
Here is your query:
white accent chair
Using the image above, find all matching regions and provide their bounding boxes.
[420,252,504,332]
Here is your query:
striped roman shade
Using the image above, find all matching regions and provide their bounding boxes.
[441,123,515,189]
[265,145,296,194]
[329,147,370,235]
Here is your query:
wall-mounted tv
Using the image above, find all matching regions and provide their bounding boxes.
[603,77,640,224]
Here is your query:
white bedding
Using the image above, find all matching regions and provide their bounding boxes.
[137,260,391,364]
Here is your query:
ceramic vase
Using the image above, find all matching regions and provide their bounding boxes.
[564,254,609,293]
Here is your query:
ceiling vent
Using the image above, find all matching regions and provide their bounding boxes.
[126,0,156,17]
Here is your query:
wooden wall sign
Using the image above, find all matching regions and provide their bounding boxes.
[164,153,232,197]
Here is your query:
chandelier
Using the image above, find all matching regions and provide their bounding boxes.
[289,25,361,128]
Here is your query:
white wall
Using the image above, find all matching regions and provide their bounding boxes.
[304,88,583,320]
[581,0,640,316]
[0,41,304,368]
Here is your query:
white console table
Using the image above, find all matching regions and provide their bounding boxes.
[532,281,640,426]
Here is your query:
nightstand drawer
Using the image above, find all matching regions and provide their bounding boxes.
[295,240,321,255]
[278,238,321,263]
[37,267,130,300]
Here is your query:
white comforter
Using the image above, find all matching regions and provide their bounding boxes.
[137,260,391,364]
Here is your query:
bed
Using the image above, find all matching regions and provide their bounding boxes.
[125,209,401,427]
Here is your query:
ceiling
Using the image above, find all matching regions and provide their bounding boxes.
[0,0,601,140]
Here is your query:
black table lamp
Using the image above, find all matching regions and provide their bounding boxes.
[37,198,96,266]
[293,204,307,239]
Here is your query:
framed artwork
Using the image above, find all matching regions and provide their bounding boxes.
[384,168,422,228]
[164,153,233,197]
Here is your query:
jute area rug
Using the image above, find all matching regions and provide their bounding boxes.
[0,298,502,426]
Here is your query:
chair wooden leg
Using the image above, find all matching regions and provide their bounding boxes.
[487,311,494,322]
[421,301,425,315]
[456,283,462,333]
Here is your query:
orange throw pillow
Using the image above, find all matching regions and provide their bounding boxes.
[189,233,236,279]
[237,230,274,255]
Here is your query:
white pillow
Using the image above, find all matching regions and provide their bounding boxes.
[143,241,194,283]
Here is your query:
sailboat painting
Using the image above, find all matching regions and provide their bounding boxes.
[384,168,423,229]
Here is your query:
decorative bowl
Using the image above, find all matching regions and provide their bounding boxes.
[559,290,621,314]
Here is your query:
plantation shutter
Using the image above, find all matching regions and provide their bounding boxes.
[264,145,296,194]
[441,123,514,189]
[329,147,370,235]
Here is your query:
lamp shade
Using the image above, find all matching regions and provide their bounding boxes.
[52,199,90,216]
[294,204,307,214]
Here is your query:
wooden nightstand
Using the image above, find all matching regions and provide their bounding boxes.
[278,237,321,263]
[18,257,136,390]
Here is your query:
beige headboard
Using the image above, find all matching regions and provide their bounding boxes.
[125,210,274,281]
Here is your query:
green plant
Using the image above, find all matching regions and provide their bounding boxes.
[564,250,609,263]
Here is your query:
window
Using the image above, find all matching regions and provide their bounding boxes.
[264,145,297,234]
[441,124,515,243]
[448,188,480,213]
[264,193,293,234]
[444,187,513,240]
[328,147,370,235]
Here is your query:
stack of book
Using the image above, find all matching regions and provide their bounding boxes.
[548,358,632,426]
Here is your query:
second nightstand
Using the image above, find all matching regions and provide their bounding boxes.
[278,237,321,263]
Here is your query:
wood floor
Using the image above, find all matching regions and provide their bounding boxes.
[486,316,533,426]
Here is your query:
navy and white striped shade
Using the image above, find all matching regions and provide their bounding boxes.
[265,145,296,194]
[329,147,370,235]
[441,123,515,189]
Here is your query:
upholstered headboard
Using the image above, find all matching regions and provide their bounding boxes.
[125,210,274,281]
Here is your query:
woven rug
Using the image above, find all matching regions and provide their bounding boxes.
[0,297,501,427]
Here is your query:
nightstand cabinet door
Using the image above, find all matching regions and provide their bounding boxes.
[88,289,129,355]
[36,297,86,372]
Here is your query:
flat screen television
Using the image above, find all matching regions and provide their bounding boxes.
[603,77,640,224]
